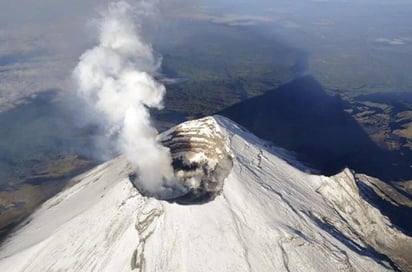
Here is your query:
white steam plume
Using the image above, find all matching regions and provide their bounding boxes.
[73,1,178,196]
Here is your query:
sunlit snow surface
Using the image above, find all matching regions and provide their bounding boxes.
[0,116,410,272]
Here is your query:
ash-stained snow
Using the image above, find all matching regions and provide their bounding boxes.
[156,117,233,204]
[0,115,410,272]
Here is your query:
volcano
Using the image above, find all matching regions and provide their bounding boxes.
[130,117,233,204]
[0,116,411,272]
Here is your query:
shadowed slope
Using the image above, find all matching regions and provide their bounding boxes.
[219,75,412,181]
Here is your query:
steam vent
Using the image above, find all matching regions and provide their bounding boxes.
[160,116,233,204]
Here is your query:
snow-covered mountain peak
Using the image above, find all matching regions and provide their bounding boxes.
[0,115,411,272]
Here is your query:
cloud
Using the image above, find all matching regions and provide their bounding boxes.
[0,0,195,113]
[203,14,275,26]
[374,38,407,46]
[173,11,275,26]
[73,1,184,198]
[0,1,105,112]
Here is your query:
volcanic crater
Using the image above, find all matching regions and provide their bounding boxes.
[130,117,233,204]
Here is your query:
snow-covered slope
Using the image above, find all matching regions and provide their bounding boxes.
[0,116,410,272]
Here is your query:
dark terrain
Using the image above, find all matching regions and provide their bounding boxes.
[0,91,97,240]
[219,75,412,181]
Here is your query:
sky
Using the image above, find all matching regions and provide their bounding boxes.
[0,0,411,112]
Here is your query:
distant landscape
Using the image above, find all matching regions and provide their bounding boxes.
[1,14,412,240]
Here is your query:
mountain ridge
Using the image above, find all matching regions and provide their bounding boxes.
[0,115,410,272]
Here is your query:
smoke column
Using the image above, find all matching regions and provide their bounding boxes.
[73,1,178,196]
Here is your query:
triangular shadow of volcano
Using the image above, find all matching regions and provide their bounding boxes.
[219,75,412,181]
